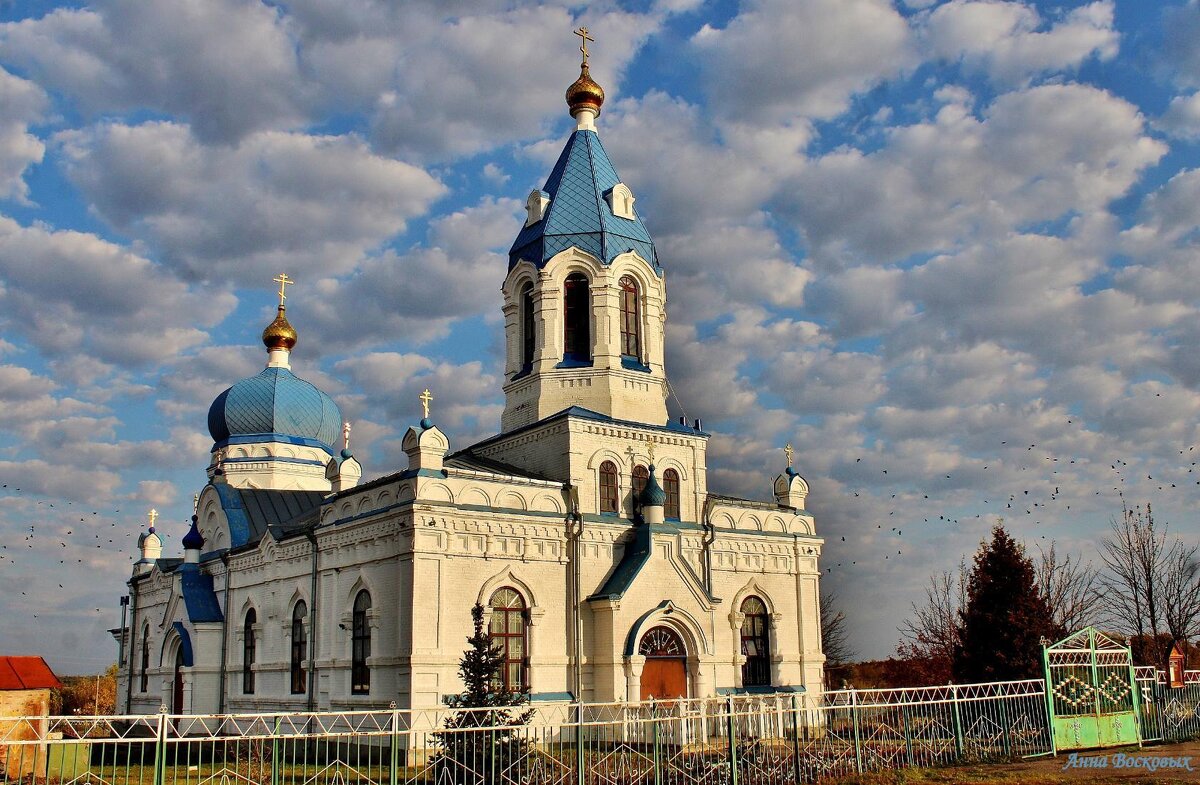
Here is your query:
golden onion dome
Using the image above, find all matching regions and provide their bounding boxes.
[566,63,604,118]
[262,305,297,351]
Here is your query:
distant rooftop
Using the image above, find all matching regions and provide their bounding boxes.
[0,655,61,690]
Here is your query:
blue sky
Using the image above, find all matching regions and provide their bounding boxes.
[1,0,1199,675]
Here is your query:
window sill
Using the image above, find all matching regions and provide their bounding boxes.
[557,356,593,369]
[621,356,651,372]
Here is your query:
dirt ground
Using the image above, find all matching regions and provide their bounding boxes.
[829,739,1200,785]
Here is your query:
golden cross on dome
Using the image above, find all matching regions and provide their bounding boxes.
[784,443,794,468]
[419,388,433,420]
[192,494,199,513]
[148,509,158,528]
[273,273,294,306]
[343,421,352,449]
[646,438,656,464]
[574,26,594,65]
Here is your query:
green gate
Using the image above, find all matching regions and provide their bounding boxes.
[1042,627,1140,751]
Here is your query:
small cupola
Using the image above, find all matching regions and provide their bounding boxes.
[182,514,204,564]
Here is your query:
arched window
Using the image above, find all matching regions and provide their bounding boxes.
[663,468,681,519]
[242,609,256,694]
[563,273,591,361]
[139,625,149,692]
[632,465,649,512]
[599,461,619,514]
[351,591,372,695]
[740,597,771,687]
[489,588,528,693]
[520,282,536,370]
[291,601,307,695]
[619,275,640,358]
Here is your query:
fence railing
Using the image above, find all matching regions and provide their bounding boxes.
[0,676,1193,785]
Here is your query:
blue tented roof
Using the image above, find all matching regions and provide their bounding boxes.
[509,130,658,271]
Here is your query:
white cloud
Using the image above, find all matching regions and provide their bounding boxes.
[1159,92,1200,139]
[57,122,447,284]
[0,67,47,202]
[922,0,1118,85]
[0,215,230,365]
[0,0,306,143]
[691,0,913,125]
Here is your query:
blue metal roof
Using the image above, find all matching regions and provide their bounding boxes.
[509,130,659,271]
[179,566,223,624]
[208,366,341,450]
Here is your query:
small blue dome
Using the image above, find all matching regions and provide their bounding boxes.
[182,517,204,551]
[208,367,341,450]
[640,465,667,508]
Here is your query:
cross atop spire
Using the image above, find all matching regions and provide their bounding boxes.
[343,421,352,450]
[574,26,594,65]
[147,508,158,530]
[273,272,294,307]
[419,389,433,421]
[784,443,794,468]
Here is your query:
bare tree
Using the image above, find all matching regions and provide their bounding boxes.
[820,591,855,666]
[1098,504,1170,667]
[1162,539,1200,647]
[1035,541,1100,633]
[897,561,967,666]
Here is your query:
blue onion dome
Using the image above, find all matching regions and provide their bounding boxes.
[182,516,204,550]
[207,369,341,450]
[207,305,342,451]
[640,465,667,507]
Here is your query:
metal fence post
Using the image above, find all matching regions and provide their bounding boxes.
[950,683,964,761]
[725,696,739,785]
[850,687,863,774]
[575,702,585,785]
[153,706,167,785]
[789,694,802,785]
[901,702,913,767]
[652,698,662,785]
[271,715,282,785]
[389,703,400,785]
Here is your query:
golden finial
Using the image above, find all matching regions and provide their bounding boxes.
[784,443,794,468]
[574,27,594,65]
[147,509,158,529]
[647,439,656,464]
[420,389,433,420]
[566,28,604,119]
[343,421,352,450]
[273,272,294,307]
[192,494,199,513]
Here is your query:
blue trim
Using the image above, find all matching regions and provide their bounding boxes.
[716,685,805,695]
[556,356,593,369]
[212,482,252,548]
[180,566,224,623]
[221,455,327,468]
[512,364,532,381]
[589,524,652,602]
[214,433,335,452]
[530,691,575,702]
[171,622,194,667]
[623,600,673,656]
[621,356,651,373]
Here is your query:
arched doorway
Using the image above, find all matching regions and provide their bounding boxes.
[172,648,184,714]
[639,626,687,701]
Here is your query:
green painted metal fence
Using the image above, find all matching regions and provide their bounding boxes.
[1042,627,1139,752]
[0,682,1057,785]
[1135,666,1200,745]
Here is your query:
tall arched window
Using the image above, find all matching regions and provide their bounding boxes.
[520,282,536,370]
[619,275,640,358]
[740,597,771,687]
[489,588,528,693]
[632,465,649,512]
[351,591,372,695]
[563,273,591,361]
[599,461,619,514]
[291,601,307,695]
[242,609,256,694]
[139,625,149,692]
[663,469,681,519]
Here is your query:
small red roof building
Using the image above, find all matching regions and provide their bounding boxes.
[0,656,61,691]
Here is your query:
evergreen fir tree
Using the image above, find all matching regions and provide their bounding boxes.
[953,523,1059,682]
[433,603,533,784]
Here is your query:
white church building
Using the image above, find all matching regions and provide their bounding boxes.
[115,51,826,715]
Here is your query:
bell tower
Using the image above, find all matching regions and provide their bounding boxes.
[501,34,669,432]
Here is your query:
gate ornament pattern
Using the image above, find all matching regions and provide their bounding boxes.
[1043,626,1139,752]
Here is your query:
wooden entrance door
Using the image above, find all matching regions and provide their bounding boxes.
[638,626,688,701]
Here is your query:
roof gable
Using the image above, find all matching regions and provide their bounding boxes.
[0,656,61,690]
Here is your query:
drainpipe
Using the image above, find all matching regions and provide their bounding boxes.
[565,484,584,701]
[217,552,231,714]
[305,529,319,712]
[701,496,716,596]
[125,581,138,713]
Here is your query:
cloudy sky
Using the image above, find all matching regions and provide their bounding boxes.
[1,0,1198,675]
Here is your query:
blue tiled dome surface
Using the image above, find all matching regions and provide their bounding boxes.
[207,367,341,449]
[509,130,658,271]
